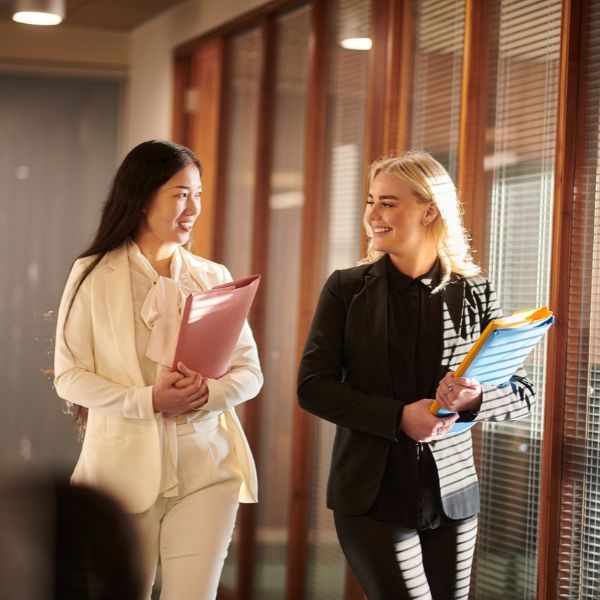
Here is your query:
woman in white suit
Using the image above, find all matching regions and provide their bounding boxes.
[54,140,263,599]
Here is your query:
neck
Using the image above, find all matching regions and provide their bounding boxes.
[132,234,176,277]
[388,246,438,279]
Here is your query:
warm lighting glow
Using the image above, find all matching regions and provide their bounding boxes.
[340,37,372,51]
[12,11,62,25]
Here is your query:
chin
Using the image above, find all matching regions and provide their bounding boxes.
[371,241,388,254]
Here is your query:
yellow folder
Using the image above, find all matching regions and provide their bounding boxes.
[430,306,553,416]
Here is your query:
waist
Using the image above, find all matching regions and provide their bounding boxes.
[174,413,221,435]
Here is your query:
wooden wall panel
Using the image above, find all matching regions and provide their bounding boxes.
[537,0,584,598]
[187,38,224,261]
[457,0,490,256]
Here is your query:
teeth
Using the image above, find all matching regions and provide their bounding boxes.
[373,227,391,233]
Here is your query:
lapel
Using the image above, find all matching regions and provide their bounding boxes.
[439,274,466,372]
[104,245,146,386]
[363,258,395,395]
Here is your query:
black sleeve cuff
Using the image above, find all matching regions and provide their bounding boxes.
[395,405,405,440]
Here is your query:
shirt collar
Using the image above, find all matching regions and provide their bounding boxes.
[127,240,183,282]
[385,254,440,293]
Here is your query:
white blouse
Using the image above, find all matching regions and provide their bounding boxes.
[127,240,218,497]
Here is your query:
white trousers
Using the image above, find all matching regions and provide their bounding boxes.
[131,417,242,600]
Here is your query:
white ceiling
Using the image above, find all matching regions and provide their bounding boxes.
[0,0,190,31]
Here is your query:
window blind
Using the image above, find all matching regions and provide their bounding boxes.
[556,1,600,597]
[306,0,370,598]
[221,28,262,282]
[473,0,561,597]
[409,0,465,180]
[219,26,262,592]
[253,6,311,598]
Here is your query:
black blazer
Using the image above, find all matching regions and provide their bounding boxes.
[298,257,535,518]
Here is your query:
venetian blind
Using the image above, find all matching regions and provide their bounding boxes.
[409,0,465,180]
[219,26,262,592]
[473,0,561,597]
[221,28,261,282]
[556,1,600,597]
[253,6,311,598]
[305,0,370,597]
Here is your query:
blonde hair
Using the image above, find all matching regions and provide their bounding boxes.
[361,150,480,291]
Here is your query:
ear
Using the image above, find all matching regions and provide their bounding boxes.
[423,202,439,225]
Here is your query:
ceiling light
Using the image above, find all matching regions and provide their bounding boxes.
[340,38,372,51]
[12,0,65,26]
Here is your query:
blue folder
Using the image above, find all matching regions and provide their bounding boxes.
[435,312,554,435]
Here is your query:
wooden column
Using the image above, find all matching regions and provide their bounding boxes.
[186,38,224,261]
[364,0,390,165]
[537,0,583,598]
[394,0,414,155]
[236,16,278,600]
[172,56,191,146]
[285,1,331,598]
[457,0,490,256]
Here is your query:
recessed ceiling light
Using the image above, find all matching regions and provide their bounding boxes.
[12,0,64,26]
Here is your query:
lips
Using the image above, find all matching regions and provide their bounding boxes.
[372,226,392,235]
[177,221,194,232]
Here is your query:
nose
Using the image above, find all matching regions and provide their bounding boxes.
[186,193,201,215]
[366,203,381,222]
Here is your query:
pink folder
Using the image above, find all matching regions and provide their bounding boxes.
[172,274,261,378]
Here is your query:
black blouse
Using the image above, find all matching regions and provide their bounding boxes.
[364,254,445,529]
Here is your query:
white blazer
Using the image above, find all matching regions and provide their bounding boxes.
[54,244,263,514]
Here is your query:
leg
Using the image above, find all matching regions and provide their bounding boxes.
[129,499,167,600]
[420,516,478,600]
[158,478,240,600]
[334,512,433,600]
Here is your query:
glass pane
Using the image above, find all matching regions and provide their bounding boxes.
[306,0,370,597]
[253,6,311,598]
[0,73,121,471]
[557,0,600,597]
[219,26,262,591]
[409,0,465,180]
[473,0,561,597]
[221,28,262,282]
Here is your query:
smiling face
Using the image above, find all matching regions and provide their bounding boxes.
[134,163,202,256]
[365,171,438,261]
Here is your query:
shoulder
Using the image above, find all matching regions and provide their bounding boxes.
[325,264,373,293]
[459,274,498,311]
[180,247,230,284]
[326,262,375,289]
[462,274,492,293]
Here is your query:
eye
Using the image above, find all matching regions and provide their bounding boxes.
[382,202,393,208]
[366,200,374,206]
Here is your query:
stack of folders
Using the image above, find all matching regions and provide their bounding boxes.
[431,306,554,436]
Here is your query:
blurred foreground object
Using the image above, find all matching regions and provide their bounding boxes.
[0,474,143,599]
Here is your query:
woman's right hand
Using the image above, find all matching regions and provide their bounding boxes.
[400,399,459,442]
[152,368,208,417]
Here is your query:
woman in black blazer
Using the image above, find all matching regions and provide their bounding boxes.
[298,151,535,600]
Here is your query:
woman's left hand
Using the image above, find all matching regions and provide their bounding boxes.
[436,371,482,413]
[163,362,209,418]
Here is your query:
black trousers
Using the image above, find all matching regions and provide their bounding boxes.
[334,511,477,600]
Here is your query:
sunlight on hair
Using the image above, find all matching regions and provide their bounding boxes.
[361,150,480,290]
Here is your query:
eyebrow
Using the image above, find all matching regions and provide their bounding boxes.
[367,193,400,200]
[170,185,202,191]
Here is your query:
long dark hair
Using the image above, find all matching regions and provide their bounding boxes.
[63,140,202,436]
